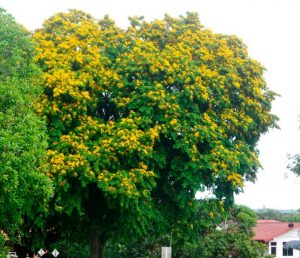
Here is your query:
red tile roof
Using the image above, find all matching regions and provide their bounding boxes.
[253,220,300,242]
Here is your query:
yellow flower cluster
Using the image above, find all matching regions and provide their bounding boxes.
[227,173,243,187]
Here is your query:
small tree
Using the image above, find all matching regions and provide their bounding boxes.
[182,206,266,258]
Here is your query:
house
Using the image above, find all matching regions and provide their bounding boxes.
[253,220,300,257]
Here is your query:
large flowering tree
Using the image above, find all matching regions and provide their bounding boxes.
[34,10,277,258]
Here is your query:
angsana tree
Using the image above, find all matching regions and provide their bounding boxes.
[33,10,277,258]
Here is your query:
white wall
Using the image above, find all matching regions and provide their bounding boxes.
[269,228,300,258]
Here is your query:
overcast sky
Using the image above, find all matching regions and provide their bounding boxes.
[1,0,300,210]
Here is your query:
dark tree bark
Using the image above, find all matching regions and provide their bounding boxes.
[90,228,105,258]
[87,186,107,258]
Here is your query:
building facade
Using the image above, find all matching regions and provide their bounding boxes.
[253,220,300,258]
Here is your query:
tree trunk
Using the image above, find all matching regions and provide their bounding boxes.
[90,228,105,258]
[87,186,108,258]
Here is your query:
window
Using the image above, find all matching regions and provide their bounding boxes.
[283,242,293,256]
[270,242,277,255]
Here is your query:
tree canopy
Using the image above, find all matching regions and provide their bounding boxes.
[33,10,277,257]
[0,7,52,254]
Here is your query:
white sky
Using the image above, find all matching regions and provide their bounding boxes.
[1,0,300,210]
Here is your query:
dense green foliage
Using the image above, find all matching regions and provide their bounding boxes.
[103,199,226,257]
[49,206,259,258]
[103,205,265,258]
[0,7,52,255]
[182,230,265,258]
[178,206,265,258]
[33,10,277,257]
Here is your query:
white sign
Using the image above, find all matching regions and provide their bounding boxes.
[38,249,45,256]
[161,247,171,258]
[52,249,59,257]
